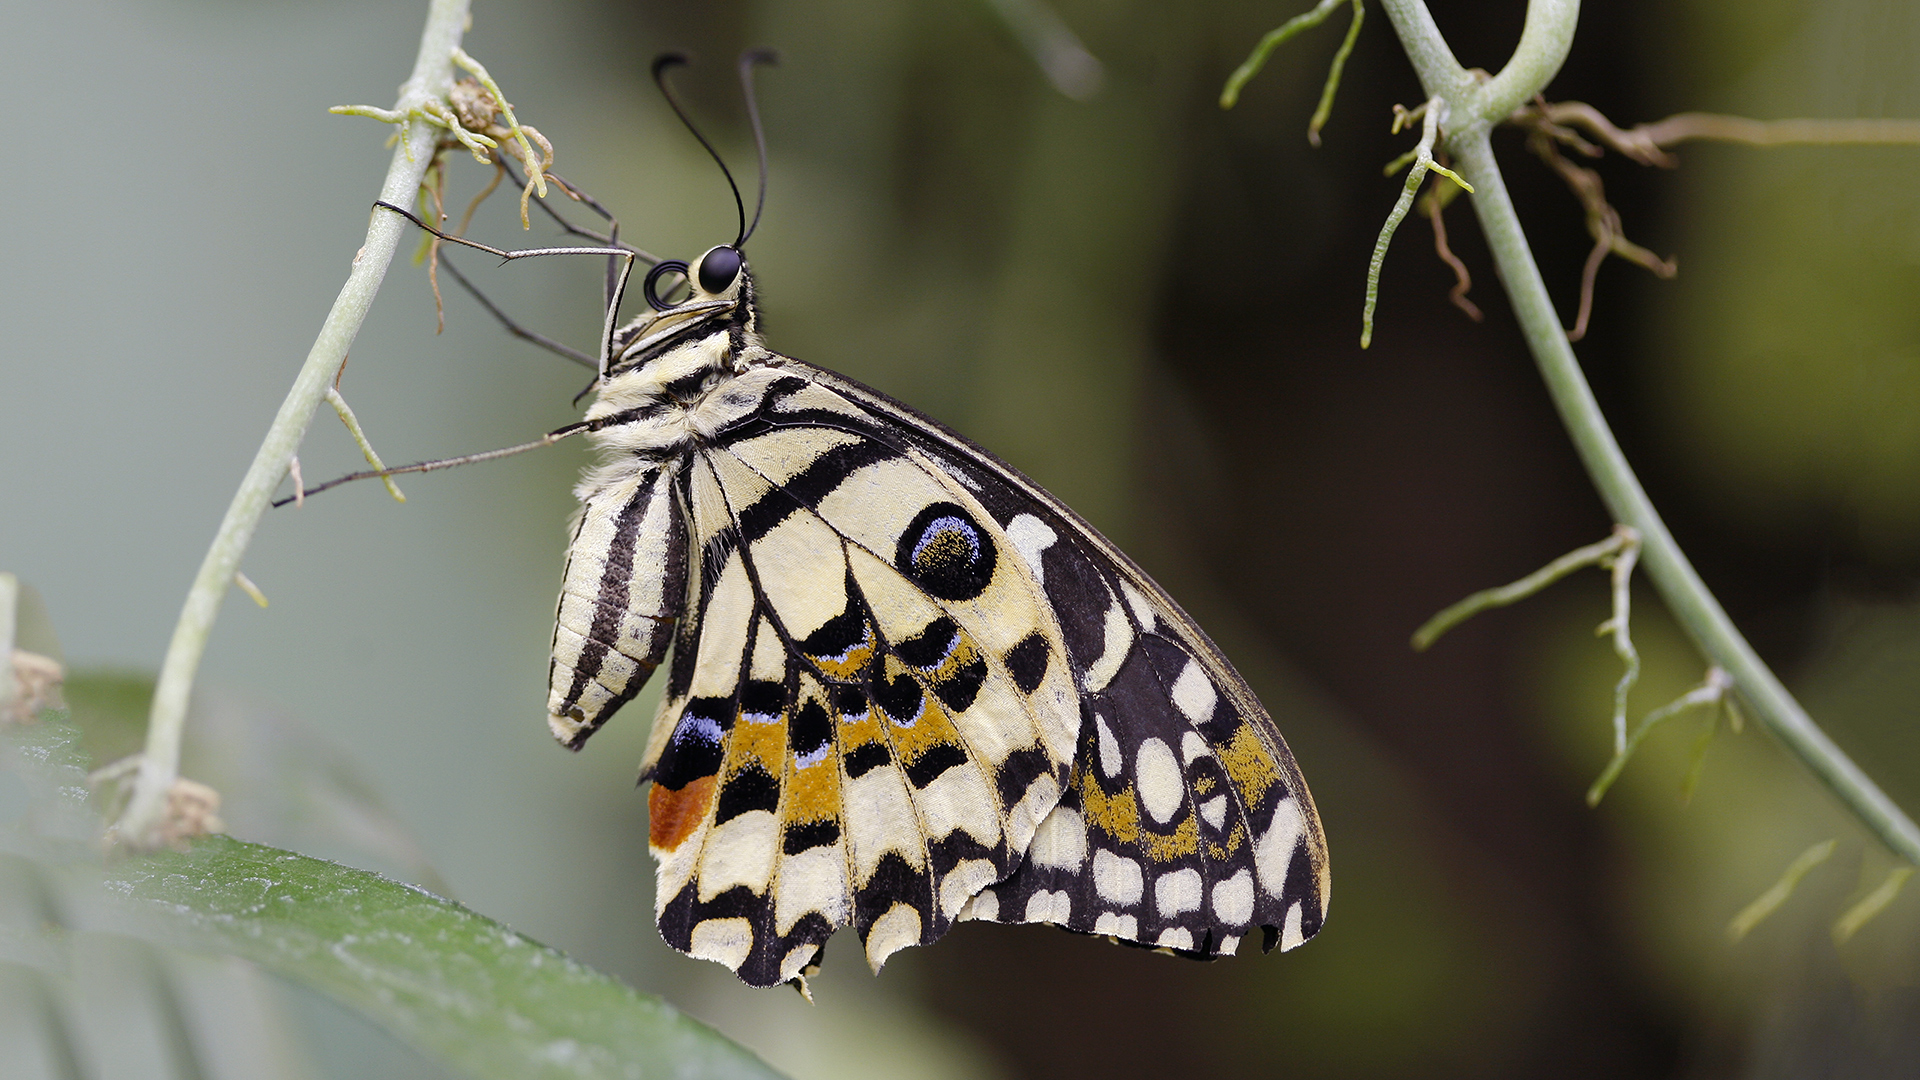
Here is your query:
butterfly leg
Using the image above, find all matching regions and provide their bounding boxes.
[374,200,635,265]
[270,421,591,506]
[378,200,649,378]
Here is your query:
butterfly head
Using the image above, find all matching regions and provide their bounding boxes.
[602,241,761,380]
[601,53,775,382]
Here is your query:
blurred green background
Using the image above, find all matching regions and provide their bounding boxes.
[4,0,1920,1076]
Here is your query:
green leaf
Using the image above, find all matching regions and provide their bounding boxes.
[2,716,782,1080]
[103,836,785,1080]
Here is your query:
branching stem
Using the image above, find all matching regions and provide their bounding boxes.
[1411,527,1633,650]
[1364,97,1471,347]
[1377,0,1920,865]
[326,387,406,503]
[114,0,474,849]
[1587,666,1728,807]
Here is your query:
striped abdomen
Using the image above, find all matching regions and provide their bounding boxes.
[547,464,688,748]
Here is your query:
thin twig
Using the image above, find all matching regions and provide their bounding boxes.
[1588,665,1729,806]
[1308,0,1366,146]
[1221,0,1342,107]
[1728,839,1836,941]
[114,0,474,849]
[232,571,269,609]
[1596,529,1641,754]
[1423,178,1482,320]
[1412,528,1632,650]
[1364,97,1473,347]
[325,388,406,503]
[450,47,547,224]
[1527,102,1920,166]
[1520,118,1676,340]
[1833,865,1914,943]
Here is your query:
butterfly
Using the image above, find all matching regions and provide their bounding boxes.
[344,54,1327,992]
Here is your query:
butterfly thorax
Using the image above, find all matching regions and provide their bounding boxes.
[578,257,778,489]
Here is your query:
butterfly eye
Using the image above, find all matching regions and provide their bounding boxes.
[697,245,743,293]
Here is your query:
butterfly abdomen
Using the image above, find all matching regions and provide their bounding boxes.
[546,463,688,748]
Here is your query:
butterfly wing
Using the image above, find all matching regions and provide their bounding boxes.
[802,361,1331,958]
[636,366,1082,987]
[580,359,1327,988]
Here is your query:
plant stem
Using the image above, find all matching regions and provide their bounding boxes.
[1377,0,1920,865]
[115,0,473,848]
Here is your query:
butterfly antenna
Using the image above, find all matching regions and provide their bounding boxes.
[652,53,746,248]
[737,49,779,247]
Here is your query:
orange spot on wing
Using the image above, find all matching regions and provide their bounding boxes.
[650,774,717,851]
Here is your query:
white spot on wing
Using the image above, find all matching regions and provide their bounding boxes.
[1092,849,1143,905]
[1095,714,1122,778]
[1007,513,1056,587]
[698,810,778,901]
[1171,659,1217,723]
[1024,889,1071,924]
[940,860,998,918]
[844,766,924,880]
[1280,901,1306,951]
[1154,868,1202,915]
[1120,581,1157,629]
[1135,737,1184,825]
[1156,927,1194,951]
[1093,912,1138,938]
[913,760,1001,850]
[1212,868,1254,924]
[1081,601,1133,693]
[774,846,847,935]
[689,918,753,969]
[864,902,923,971]
[1027,806,1088,870]
[1199,794,1228,830]
[1005,774,1062,850]
[1255,797,1306,899]
[1180,731,1211,764]
[779,944,819,985]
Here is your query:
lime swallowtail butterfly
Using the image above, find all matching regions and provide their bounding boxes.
[317,53,1329,991]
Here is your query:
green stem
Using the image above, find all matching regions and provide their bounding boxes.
[1377,0,1920,865]
[115,0,473,848]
